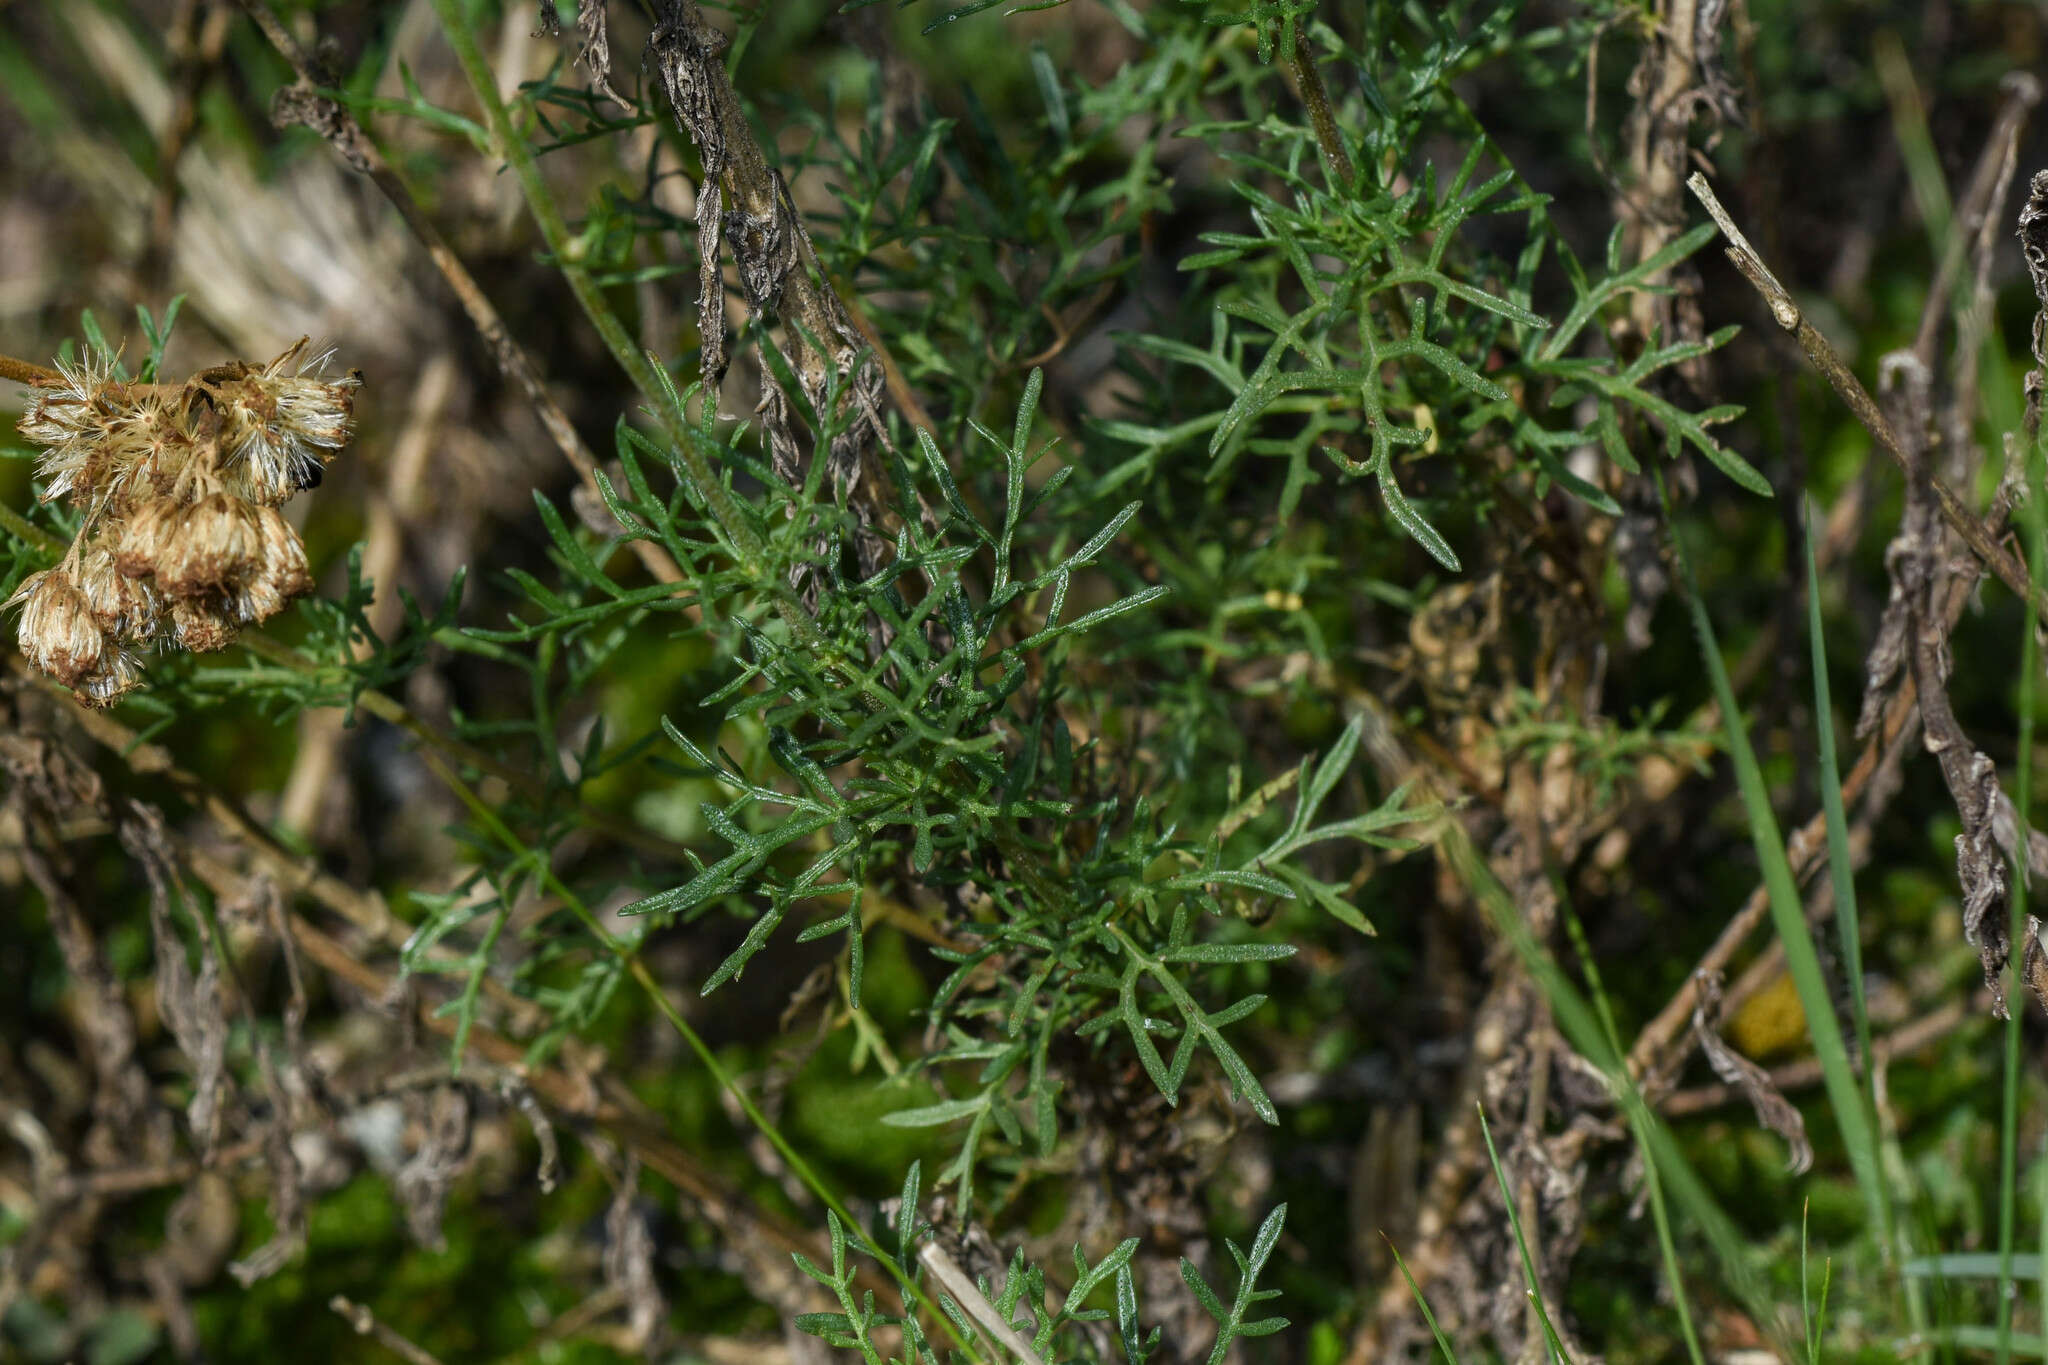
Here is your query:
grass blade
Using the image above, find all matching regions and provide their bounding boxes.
[2000,401,2048,1361]
[1668,481,1885,1237]
[1388,1238,1463,1364]
[1434,823,1786,1354]
[1478,1107,1572,1364]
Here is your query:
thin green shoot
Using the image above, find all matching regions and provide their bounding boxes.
[1477,1106,1572,1364]
[1800,1201,1833,1364]
[1905,1254,2046,1280]
[1388,1237,1462,1364]
[1556,889,1705,1365]
[414,749,965,1349]
[1436,820,1787,1354]
[1804,503,1879,1149]
[2037,1157,2048,1365]
[1804,501,1921,1342]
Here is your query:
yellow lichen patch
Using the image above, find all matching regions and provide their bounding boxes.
[1726,971,1810,1060]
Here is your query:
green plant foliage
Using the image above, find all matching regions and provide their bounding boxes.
[791,1162,1286,1365]
[9,0,2048,1361]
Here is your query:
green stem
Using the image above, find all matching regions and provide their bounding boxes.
[0,500,65,557]
[1556,891,1704,1365]
[1284,27,1353,190]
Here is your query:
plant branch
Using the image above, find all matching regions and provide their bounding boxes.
[1688,172,2047,624]
[38,660,876,1304]
[329,1296,446,1365]
[409,726,950,1334]
[1285,27,1353,190]
[639,0,913,550]
[1908,73,2039,368]
[1658,1001,1971,1117]
[423,0,759,569]
[0,351,63,386]
[282,912,845,1286]
[0,500,65,556]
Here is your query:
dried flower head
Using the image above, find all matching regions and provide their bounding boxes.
[19,353,178,506]
[74,648,144,707]
[19,351,119,499]
[9,567,107,686]
[7,335,360,704]
[114,497,182,581]
[215,340,360,506]
[156,492,266,598]
[230,507,315,624]
[169,597,238,655]
[75,543,161,639]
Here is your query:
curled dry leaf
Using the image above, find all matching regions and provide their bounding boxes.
[1690,970,1812,1175]
[124,802,232,1157]
[393,1084,473,1252]
[604,1157,666,1354]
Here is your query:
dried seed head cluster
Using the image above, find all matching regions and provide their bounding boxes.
[7,339,358,706]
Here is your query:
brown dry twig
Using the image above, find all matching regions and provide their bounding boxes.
[284,913,852,1306]
[226,0,685,590]
[1629,106,2038,1083]
[1910,74,2039,373]
[10,667,877,1312]
[1688,172,2047,622]
[330,1294,447,1365]
[1626,666,1922,1086]
[641,0,937,580]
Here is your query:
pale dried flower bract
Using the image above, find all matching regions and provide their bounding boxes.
[21,351,120,500]
[155,492,266,597]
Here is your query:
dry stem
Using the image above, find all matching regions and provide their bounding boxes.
[330,1295,447,1365]
[1688,172,2047,623]
[0,352,63,386]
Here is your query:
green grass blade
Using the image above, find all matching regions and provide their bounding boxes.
[1557,894,1705,1365]
[1804,505,1876,1116]
[1436,824,1788,1354]
[1931,1328,2048,1355]
[1802,503,1916,1338]
[1388,1239,1463,1364]
[2000,405,2048,1362]
[1478,1107,1572,1364]
[1904,1254,2047,1281]
[1669,485,1885,1235]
